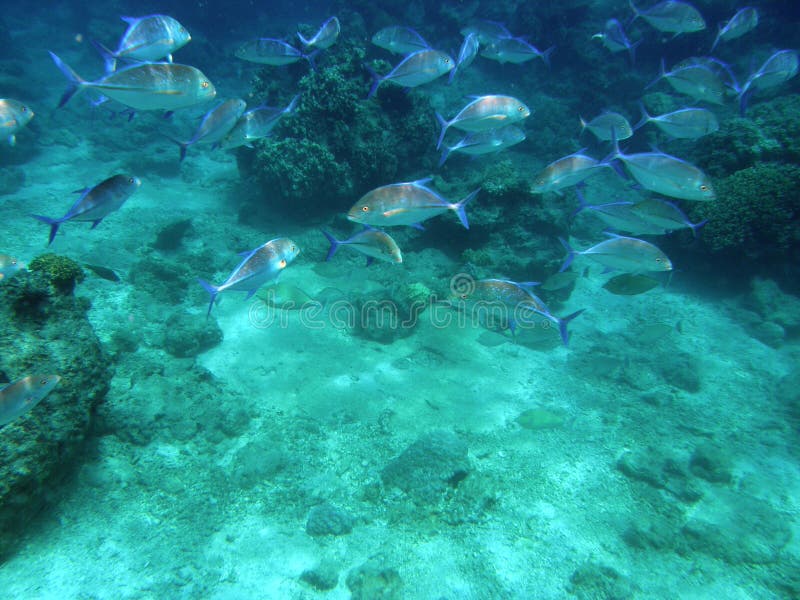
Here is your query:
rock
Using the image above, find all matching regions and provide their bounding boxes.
[162,310,223,357]
[0,270,112,559]
[306,502,354,537]
[381,430,470,504]
[300,559,340,590]
[689,443,733,484]
[568,562,635,600]
[346,557,403,600]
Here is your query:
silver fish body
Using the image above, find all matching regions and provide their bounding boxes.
[371,26,430,54]
[531,152,604,194]
[0,374,61,427]
[460,21,512,45]
[0,98,34,145]
[651,61,726,104]
[173,98,247,159]
[368,49,453,97]
[0,254,25,281]
[199,238,300,317]
[220,95,299,149]
[711,7,758,51]
[322,227,402,264]
[561,233,673,273]
[630,0,706,34]
[480,37,553,66]
[113,15,190,63]
[436,95,530,148]
[580,111,632,141]
[631,198,707,235]
[235,39,307,65]
[449,33,479,83]
[635,105,718,139]
[593,19,639,64]
[31,174,141,244]
[439,126,525,166]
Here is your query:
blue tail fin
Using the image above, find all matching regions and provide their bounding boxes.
[320,229,340,261]
[558,237,577,272]
[540,46,555,69]
[435,112,449,150]
[556,308,585,347]
[90,40,118,73]
[438,145,452,167]
[198,278,219,318]
[454,188,479,229]
[365,64,381,98]
[164,134,190,162]
[48,51,85,108]
[30,214,61,246]
[633,101,651,131]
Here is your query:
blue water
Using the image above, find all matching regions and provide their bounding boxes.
[1,1,799,598]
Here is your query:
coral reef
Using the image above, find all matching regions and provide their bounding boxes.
[28,253,85,294]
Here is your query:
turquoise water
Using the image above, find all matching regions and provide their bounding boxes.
[1,2,799,598]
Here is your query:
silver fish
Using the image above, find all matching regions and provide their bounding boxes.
[322,227,402,265]
[199,238,300,317]
[449,33,479,83]
[450,278,583,346]
[629,0,706,35]
[480,37,554,66]
[739,49,799,112]
[0,98,34,146]
[171,98,247,161]
[460,21,512,46]
[0,374,60,427]
[711,7,758,51]
[368,49,453,98]
[94,14,191,71]
[235,38,311,66]
[0,254,26,282]
[347,178,478,229]
[439,126,526,166]
[580,111,633,141]
[607,133,715,201]
[635,105,718,139]
[298,16,340,50]
[220,95,299,150]
[31,174,141,245]
[436,95,530,149]
[531,151,605,194]
[631,198,707,236]
[371,26,430,54]
[592,18,640,64]
[648,59,726,104]
[560,233,673,273]
[49,52,216,111]
[574,198,656,234]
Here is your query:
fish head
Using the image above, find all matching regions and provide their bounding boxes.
[162,16,192,49]
[270,238,301,269]
[22,374,61,407]
[2,100,34,126]
[696,177,715,200]
[654,252,673,271]
[435,52,455,75]
[347,199,375,224]
[120,175,142,194]
[511,99,531,120]
[197,77,217,102]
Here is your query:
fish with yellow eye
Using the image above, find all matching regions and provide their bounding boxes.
[0,374,61,427]
[198,238,300,317]
[0,99,34,146]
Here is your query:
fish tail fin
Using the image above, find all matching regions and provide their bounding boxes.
[571,184,589,219]
[320,229,341,261]
[285,94,301,115]
[738,88,752,116]
[628,40,642,66]
[163,134,190,162]
[633,101,651,131]
[438,145,452,167]
[710,26,722,53]
[365,64,381,98]
[689,219,709,238]
[629,0,641,21]
[645,58,666,90]
[90,39,118,73]
[454,188,479,229]
[297,31,312,48]
[48,51,86,108]
[198,278,219,319]
[435,112,450,150]
[30,214,61,246]
[448,66,458,84]
[540,45,555,69]
[304,50,320,71]
[558,237,577,273]
[556,308,585,347]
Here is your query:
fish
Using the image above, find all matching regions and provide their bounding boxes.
[31,174,141,245]
[220,95,299,150]
[169,98,247,161]
[540,271,578,292]
[592,18,640,64]
[738,50,799,114]
[371,26,431,55]
[480,37,554,66]
[0,99,34,146]
[450,278,584,346]
[0,254,26,282]
[460,20,512,45]
[259,282,320,310]
[367,49,454,98]
[321,227,402,265]
[83,263,122,282]
[235,38,313,67]
[439,126,526,166]
[634,104,718,139]
[629,0,706,35]
[647,59,726,105]
[347,178,478,229]
[0,374,61,427]
[298,17,340,50]
[559,232,673,273]
[49,52,216,111]
[92,14,191,72]
[606,131,715,201]
[531,151,605,194]
[198,237,300,317]
[435,95,530,149]
[579,111,632,141]
[574,198,656,234]
[602,273,661,295]
[630,197,708,236]
[449,33,480,83]
[711,7,758,52]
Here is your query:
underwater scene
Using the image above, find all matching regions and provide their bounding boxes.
[1,0,799,597]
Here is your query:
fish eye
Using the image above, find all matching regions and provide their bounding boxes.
[39,378,49,385]
[656,257,662,262]
[201,82,209,89]
[11,259,17,265]
[518,106,524,112]
[128,177,135,184]
[460,294,467,299]
[279,259,287,268]
[21,106,27,112]
[700,184,708,191]
[361,206,369,212]
[444,57,451,63]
